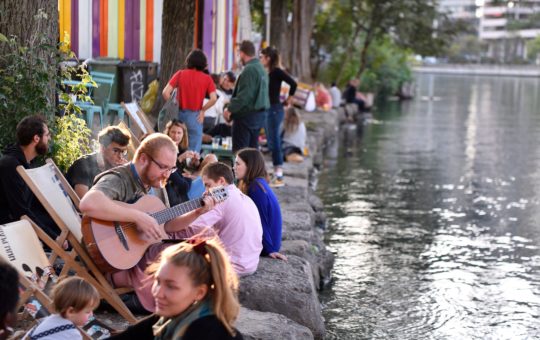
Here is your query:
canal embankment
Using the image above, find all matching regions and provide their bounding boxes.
[236,108,339,340]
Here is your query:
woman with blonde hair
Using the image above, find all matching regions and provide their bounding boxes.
[110,237,243,340]
[281,107,306,163]
[164,119,216,204]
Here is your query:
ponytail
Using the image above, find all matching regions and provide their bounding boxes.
[148,236,240,336]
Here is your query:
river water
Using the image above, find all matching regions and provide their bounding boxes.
[317,74,540,339]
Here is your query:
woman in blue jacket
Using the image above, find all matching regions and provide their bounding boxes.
[234,148,287,261]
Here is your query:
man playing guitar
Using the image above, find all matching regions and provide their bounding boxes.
[79,133,216,313]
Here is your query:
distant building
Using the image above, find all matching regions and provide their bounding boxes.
[439,0,478,20]
[478,0,540,62]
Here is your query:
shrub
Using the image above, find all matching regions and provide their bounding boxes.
[0,9,93,170]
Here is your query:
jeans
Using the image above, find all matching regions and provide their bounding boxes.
[178,109,202,152]
[232,110,266,152]
[265,103,285,166]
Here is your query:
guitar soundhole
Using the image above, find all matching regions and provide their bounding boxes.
[114,222,130,251]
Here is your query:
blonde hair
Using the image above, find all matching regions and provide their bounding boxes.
[134,133,178,162]
[148,237,240,336]
[284,107,301,134]
[164,120,189,150]
[51,277,99,317]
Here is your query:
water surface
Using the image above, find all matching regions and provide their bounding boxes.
[317,74,540,339]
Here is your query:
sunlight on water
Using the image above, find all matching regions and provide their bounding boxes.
[318,75,540,339]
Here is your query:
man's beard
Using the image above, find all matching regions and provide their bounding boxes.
[35,140,48,155]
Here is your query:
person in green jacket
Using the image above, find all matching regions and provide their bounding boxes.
[223,40,270,152]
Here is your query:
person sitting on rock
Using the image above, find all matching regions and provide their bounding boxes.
[66,125,130,198]
[164,119,217,204]
[234,148,287,261]
[281,107,306,163]
[79,133,217,313]
[173,162,263,276]
[108,238,243,340]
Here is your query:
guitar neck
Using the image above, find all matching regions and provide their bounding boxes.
[150,198,203,225]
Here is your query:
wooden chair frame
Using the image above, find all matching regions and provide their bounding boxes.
[17,160,138,324]
[121,101,155,139]
[1,219,92,339]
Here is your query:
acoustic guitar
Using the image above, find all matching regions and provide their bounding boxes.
[81,186,228,273]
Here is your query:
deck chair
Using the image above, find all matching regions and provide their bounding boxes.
[121,101,155,140]
[16,159,138,324]
[0,219,94,339]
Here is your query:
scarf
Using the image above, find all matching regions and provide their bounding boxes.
[152,298,213,340]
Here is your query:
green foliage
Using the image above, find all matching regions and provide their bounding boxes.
[526,36,540,62]
[446,34,488,63]
[320,36,412,99]
[50,113,92,173]
[0,9,94,169]
[358,38,413,99]
[507,12,540,31]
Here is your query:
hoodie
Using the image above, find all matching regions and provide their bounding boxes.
[0,144,60,238]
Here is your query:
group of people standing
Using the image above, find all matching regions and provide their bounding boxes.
[162,40,300,187]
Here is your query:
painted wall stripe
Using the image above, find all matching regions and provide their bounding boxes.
[78,0,92,59]
[133,0,140,60]
[92,0,100,57]
[202,0,213,70]
[71,0,79,55]
[118,0,125,58]
[60,0,71,46]
[139,0,146,61]
[99,0,108,56]
[107,0,118,58]
[145,0,154,61]
[153,0,162,63]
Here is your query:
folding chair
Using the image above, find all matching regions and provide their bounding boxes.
[0,219,92,339]
[16,159,138,324]
[121,101,155,139]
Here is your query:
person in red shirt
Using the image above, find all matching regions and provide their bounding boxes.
[163,49,217,152]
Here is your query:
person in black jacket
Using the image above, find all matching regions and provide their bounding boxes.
[343,78,366,115]
[259,46,297,188]
[108,237,243,340]
[0,115,60,239]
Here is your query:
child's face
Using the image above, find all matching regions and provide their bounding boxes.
[66,304,94,326]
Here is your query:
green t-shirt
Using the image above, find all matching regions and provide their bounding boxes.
[92,163,147,203]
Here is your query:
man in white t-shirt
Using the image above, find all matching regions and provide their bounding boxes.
[329,82,342,109]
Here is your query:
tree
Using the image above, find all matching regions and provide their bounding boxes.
[253,0,316,81]
[0,0,59,110]
[313,0,459,82]
[151,0,195,118]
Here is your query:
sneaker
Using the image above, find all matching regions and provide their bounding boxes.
[270,177,285,188]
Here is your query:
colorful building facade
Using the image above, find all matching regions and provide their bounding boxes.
[58,0,238,73]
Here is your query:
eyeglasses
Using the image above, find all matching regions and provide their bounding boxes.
[147,154,177,174]
[112,147,128,157]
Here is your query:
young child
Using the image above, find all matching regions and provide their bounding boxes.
[25,277,99,340]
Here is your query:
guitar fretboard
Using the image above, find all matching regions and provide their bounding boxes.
[150,198,203,225]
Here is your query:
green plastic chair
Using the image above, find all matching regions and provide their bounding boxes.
[90,71,129,127]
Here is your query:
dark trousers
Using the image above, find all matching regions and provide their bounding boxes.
[232,111,266,152]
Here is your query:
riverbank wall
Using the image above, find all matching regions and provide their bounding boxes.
[414,64,540,77]
[236,108,338,340]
